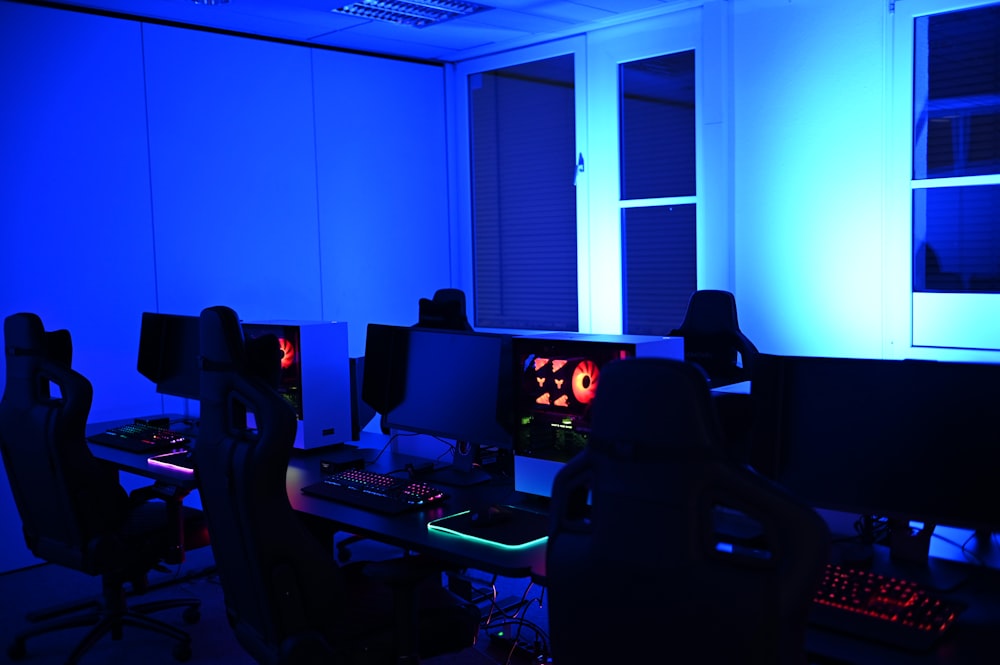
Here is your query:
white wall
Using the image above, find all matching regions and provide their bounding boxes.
[313,49,453,337]
[0,1,450,572]
[732,0,889,358]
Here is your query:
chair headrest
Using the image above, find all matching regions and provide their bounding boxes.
[4,313,72,367]
[589,357,722,458]
[199,306,282,388]
[675,290,741,334]
[199,306,246,372]
[416,288,473,331]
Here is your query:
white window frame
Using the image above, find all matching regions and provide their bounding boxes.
[446,2,731,335]
[886,0,1000,361]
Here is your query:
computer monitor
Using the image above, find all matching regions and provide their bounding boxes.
[750,354,1000,568]
[511,333,684,499]
[381,326,514,486]
[136,312,201,401]
[361,323,409,418]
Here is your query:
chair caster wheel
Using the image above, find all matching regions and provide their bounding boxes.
[173,641,192,662]
[182,606,201,624]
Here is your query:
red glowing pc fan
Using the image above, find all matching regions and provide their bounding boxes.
[571,360,599,404]
[277,337,296,370]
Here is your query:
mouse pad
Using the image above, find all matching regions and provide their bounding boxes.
[427,506,549,549]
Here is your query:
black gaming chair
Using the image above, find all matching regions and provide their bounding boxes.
[668,289,760,388]
[0,312,210,663]
[195,305,480,665]
[416,288,473,332]
[546,357,830,665]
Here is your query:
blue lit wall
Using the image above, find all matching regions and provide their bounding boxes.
[0,1,451,571]
[732,0,888,358]
[0,2,451,420]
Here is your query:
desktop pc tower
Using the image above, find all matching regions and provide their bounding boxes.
[511,332,684,499]
[242,320,355,450]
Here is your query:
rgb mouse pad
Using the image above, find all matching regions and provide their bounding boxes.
[427,506,549,549]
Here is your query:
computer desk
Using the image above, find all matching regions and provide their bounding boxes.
[89,420,1000,664]
[806,538,1000,665]
[87,421,548,583]
[85,416,200,489]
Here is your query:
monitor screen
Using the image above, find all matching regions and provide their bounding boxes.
[383,327,514,451]
[137,312,201,401]
[241,323,303,420]
[750,354,1000,533]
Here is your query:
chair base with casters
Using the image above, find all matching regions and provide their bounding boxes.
[8,573,202,663]
[0,313,213,665]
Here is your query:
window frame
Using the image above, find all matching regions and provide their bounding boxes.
[449,3,731,335]
[887,0,1000,360]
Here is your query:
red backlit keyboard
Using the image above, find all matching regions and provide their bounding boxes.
[301,468,448,515]
[810,563,961,651]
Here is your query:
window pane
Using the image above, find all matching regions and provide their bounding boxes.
[619,50,695,200]
[470,55,578,330]
[913,185,1000,293]
[914,5,1000,179]
[622,204,697,335]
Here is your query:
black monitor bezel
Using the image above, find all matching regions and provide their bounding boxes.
[380,325,514,451]
[749,353,1000,534]
[137,311,201,401]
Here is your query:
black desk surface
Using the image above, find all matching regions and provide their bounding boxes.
[88,420,548,581]
[807,540,1000,665]
[89,418,1000,663]
[285,437,548,581]
[87,416,200,491]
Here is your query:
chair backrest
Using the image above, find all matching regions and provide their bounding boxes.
[415,288,473,331]
[196,306,346,665]
[546,357,830,665]
[0,313,128,572]
[669,289,759,387]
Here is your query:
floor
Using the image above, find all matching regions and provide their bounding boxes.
[0,543,550,665]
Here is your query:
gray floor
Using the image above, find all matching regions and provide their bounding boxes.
[0,544,550,665]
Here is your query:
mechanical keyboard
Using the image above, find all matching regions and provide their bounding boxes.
[300,468,448,515]
[88,422,190,454]
[810,563,962,651]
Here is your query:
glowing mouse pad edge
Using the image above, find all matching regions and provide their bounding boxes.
[427,506,549,550]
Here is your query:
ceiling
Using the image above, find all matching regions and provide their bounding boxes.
[36,0,680,62]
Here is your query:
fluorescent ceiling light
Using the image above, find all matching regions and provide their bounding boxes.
[333,0,492,28]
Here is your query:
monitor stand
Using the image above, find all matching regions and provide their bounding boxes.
[886,518,967,592]
[426,441,491,487]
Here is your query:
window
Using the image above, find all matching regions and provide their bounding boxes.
[467,53,580,331]
[896,0,1000,353]
[456,8,720,335]
[619,50,698,335]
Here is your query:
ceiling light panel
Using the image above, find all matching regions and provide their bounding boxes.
[333,0,492,28]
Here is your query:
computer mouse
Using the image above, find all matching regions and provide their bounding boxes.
[469,504,513,527]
